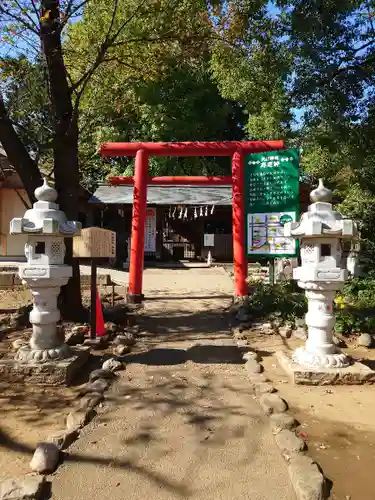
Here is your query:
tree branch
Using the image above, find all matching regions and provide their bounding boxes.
[0,6,39,36]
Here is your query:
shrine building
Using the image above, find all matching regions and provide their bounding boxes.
[89,182,311,267]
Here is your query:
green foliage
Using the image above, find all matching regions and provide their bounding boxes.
[335,276,375,335]
[246,279,307,324]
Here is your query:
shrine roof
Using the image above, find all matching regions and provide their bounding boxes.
[89,184,233,206]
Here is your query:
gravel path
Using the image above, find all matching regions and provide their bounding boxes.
[52,267,295,500]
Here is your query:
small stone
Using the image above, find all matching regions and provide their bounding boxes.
[293,327,308,341]
[83,338,103,349]
[78,392,104,411]
[113,344,131,356]
[237,339,248,348]
[89,369,115,382]
[113,332,136,347]
[104,322,117,334]
[66,409,94,430]
[29,442,60,474]
[295,318,305,328]
[243,351,260,362]
[275,429,306,459]
[46,429,78,450]
[254,383,276,396]
[102,358,124,372]
[279,326,293,339]
[333,335,347,348]
[12,339,25,350]
[270,413,298,433]
[0,475,46,500]
[66,326,87,346]
[259,393,288,415]
[288,455,325,500]
[245,360,263,374]
[81,378,110,395]
[232,327,246,340]
[357,333,373,348]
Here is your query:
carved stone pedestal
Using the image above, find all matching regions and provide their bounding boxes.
[0,347,90,386]
[277,350,375,386]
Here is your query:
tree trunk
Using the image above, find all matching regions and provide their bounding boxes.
[0,93,42,202]
[40,0,84,321]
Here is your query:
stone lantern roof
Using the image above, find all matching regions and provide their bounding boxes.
[284,179,357,239]
[10,178,81,236]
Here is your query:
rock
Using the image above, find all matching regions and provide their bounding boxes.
[81,378,110,395]
[104,322,117,334]
[65,326,88,346]
[66,409,94,430]
[357,333,373,348]
[275,429,306,459]
[232,327,246,340]
[89,369,115,382]
[254,383,276,396]
[293,327,308,341]
[237,339,248,348]
[245,360,263,374]
[332,335,347,348]
[270,413,298,433]
[0,475,46,500]
[78,392,104,411]
[83,338,104,349]
[259,393,288,415]
[46,429,78,450]
[102,358,124,372]
[243,351,260,362]
[113,332,136,347]
[113,344,131,356]
[288,455,325,500]
[127,324,140,335]
[29,442,60,474]
[12,339,25,350]
[279,326,293,339]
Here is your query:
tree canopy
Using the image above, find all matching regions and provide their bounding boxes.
[2,0,375,264]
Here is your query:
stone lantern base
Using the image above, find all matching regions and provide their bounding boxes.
[0,347,89,386]
[276,350,375,386]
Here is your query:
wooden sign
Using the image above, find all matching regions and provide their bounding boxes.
[73,227,116,258]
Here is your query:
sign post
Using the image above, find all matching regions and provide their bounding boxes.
[245,149,299,261]
[73,227,116,338]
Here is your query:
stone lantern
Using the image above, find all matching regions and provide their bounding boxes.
[10,179,81,363]
[283,179,357,370]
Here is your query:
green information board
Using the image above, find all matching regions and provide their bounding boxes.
[245,148,299,258]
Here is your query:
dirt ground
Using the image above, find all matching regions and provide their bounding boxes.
[52,267,295,500]
[0,285,115,482]
[246,331,375,500]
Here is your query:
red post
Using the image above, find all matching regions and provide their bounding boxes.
[128,149,148,303]
[232,150,247,297]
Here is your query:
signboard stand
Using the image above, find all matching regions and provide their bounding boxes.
[90,259,98,339]
[245,149,300,267]
[73,227,116,339]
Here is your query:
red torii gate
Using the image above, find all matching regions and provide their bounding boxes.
[100,140,285,303]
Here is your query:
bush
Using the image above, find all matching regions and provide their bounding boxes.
[334,276,375,335]
[246,279,307,325]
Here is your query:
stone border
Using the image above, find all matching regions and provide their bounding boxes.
[0,323,139,498]
[231,317,329,500]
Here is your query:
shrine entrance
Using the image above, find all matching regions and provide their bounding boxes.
[100,141,284,303]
